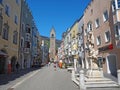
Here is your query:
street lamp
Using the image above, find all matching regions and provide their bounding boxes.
[41,40,44,65]
[72,46,77,72]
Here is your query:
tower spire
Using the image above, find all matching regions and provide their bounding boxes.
[49,27,56,62]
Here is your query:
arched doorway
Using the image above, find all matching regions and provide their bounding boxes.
[0,49,7,74]
[11,56,17,72]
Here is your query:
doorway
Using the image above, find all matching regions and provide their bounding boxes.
[107,55,117,77]
[11,56,17,72]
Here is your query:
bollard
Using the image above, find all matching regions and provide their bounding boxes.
[117,69,120,86]
[79,70,86,90]
[100,68,103,77]
[72,69,75,81]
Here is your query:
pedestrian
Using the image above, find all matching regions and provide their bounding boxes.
[54,62,57,71]
[48,62,51,66]
[16,61,20,72]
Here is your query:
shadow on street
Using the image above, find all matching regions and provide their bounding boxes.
[0,67,41,85]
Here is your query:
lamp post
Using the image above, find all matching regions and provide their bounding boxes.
[72,47,77,72]
[41,40,44,65]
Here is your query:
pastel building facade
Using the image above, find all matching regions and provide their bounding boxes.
[0,0,21,73]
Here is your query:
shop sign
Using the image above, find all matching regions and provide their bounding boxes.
[98,44,113,52]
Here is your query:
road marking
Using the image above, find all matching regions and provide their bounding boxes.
[9,69,40,89]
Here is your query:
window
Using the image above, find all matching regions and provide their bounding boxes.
[22,23,25,33]
[103,10,108,22]
[26,34,30,41]
[25,13,28,18]
[115,25,120,39]
[115,25,119,36]
[95,18,100,28]
[96,36,101,45]
[26,26,31,33]
[0,16,3,35]
[16,0,19,5]
[2,23,9,40]
[70,33,71,41]
[73,31,75,38]
[84,29,87,36]
[25,41,30,48]
[67,37,69,43]
[13,31,18,44]
[5,5,10,17]
[0,0,3,4]
[112,0,116,11]
[91,9,93,15]
[117,0,120,8]
[105,31,110,43]
[87,22,92,32]
[21,38,24,47]
[14,15,18,24]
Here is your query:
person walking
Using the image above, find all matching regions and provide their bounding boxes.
[48,62,51,66]
[16,61,20,72]
[54,62,57,71]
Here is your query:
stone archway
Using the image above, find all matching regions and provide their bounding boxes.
[11,56,17,72]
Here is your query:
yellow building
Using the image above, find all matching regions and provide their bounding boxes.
[69,20,79,71]
[70,21,79,56]
[0,0,21,74]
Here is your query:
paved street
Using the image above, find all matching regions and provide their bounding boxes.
[0,64,79,90]
[0,64,120,90]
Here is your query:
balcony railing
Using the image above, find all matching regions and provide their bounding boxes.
[25,34,31,41]
[79,52,84,57]
[115,35,120,40]
[71,50,76,55]
[24,48,30,53]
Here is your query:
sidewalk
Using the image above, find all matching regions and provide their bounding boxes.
[0,67,40,85]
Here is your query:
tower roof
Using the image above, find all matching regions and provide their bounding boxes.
[50,26,56,38]
[50,26,56,33]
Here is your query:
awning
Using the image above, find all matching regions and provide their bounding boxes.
[0,51,8,57]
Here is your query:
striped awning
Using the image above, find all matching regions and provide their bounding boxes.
[0,51,8,57]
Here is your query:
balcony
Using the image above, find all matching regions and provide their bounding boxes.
[24,48,30,53]
[115,9,120,22]
[71,50,76,55]
[78,40,83,46]
[115,35,120,40]
[25,34,31,41]
[79,52,84,57]
[68,44,71,48]
[71,50,78,55]
[26,27,31,34]
[25,41,30,48]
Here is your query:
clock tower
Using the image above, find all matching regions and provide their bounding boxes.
[49,27,56,61]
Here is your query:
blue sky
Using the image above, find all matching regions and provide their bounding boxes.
[26,0,91,40]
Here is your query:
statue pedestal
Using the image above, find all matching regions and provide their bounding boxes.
[86,62,103,78]
[86,69,103,78]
